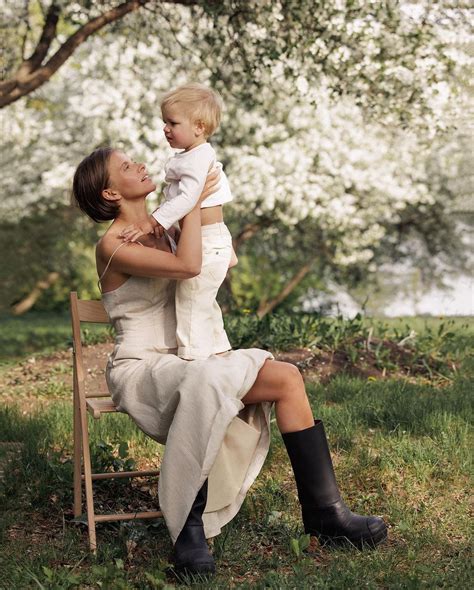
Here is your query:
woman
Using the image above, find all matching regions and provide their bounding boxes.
[72,147,387,576]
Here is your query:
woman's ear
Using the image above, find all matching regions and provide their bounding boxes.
[102,188,121,202]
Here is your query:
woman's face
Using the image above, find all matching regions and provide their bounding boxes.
[106,151,156,199]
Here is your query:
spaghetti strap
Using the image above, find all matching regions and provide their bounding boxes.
[165,231,178,254]
[97,241,144,292]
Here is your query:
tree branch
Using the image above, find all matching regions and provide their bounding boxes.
[1,0,211,107]
[1,0,205,108]
[257,262,313,319]
[233,217,273,251]
[1,1,151,106]
[11,271,60,315]
[21,2,60,75]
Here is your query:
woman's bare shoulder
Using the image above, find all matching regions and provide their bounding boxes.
[96,227,124,263]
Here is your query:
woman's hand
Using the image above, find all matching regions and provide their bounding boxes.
[228,246,238,269]
[198,168,220,205]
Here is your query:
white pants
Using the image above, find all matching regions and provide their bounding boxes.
[176,222,232,360]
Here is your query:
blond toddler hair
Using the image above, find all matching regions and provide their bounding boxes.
[160,83,223,138]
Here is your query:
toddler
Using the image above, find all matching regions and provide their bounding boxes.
[125,83,236,360]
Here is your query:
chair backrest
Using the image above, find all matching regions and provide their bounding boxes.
[70,291,111,399]
[74,298,110,324]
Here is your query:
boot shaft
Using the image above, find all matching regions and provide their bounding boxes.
[282,420,341,508]
[184,479,208,527]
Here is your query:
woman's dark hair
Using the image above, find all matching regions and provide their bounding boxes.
[72,147,119,223]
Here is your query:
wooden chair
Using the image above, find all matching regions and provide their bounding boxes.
[70,291,162,551]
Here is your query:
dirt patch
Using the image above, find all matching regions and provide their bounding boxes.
[0,343,113,410]
[276,347,389,382]
[275,339,452,383]
[0,339,450,413]
[6,509,64,546]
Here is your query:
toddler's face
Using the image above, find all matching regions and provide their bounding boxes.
[162,105,204,151]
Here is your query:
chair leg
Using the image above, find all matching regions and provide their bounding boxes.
[73,389,82,518]
[79,401,97,552]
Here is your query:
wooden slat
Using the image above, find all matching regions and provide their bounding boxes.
[94,511,162,523]
[85,390,111,399]
[86,397,117,419]
[83,469,160,481]
[77,299,110,323]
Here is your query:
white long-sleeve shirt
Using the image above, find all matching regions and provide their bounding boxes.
[152,142,233,230]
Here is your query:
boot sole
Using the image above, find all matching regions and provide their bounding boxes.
[312,526,388,549]
[168,564,216,584]
[172,562,216,576]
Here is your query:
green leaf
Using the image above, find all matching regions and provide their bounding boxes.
[290,537,300,557]
[42,566,54,581]
[118,441,129,459]
[299,533,311,551]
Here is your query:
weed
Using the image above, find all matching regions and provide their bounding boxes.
[0,311,112,360]
[224,312,473,377]
[289,533,311,559]
[29,564,82,589]
[92,440,136,474]
[144,568,175,589]
[91,558,131,589]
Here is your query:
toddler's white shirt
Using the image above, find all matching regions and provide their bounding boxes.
[152,142,233,230]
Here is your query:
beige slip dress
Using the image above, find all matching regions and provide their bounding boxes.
[99,235,274,543]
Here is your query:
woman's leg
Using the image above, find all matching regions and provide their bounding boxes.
[242,360,314,433]
[243,359,387,548]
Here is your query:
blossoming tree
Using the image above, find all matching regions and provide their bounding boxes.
[0,1,470,314]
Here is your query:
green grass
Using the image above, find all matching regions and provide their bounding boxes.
[1,362,472,587]
[0,311,112,363]
[2,310,472,364]
[368,315,473,333]
[0,314,472,588]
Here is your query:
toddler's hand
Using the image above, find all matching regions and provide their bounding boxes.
[153,223,165,239]
[119,217,156,242]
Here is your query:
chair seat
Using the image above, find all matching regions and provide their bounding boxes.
[86,397,117,419]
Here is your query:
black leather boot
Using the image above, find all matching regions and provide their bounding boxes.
[282,420,387,548]
[172,480,216,575]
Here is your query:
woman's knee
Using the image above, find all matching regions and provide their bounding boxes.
[279,362,305,397]
[244,360,306,405]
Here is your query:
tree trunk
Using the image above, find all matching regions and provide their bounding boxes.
[256,263,313,319]
[11,272,60,315]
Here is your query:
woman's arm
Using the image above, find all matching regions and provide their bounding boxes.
[100,210,202,280]
[99,170,219,281]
